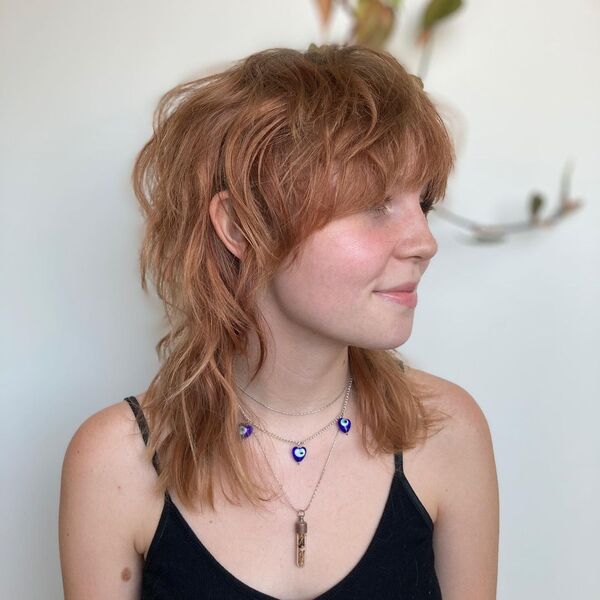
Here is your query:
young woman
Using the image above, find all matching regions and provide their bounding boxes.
[59,44,499,599]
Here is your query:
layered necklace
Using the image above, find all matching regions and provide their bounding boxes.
[236,374,354,567]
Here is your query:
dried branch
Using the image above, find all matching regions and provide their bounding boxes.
[434,162,583,243]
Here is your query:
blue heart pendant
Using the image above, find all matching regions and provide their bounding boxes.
[239,423,253,438]
[292,446,307,463]
[338,417,351,434]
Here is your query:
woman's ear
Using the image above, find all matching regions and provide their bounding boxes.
[208,190,247,259]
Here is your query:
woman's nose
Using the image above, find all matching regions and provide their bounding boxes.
[391,212,438,262]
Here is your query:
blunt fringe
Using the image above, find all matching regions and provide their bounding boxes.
[131,43,456,512]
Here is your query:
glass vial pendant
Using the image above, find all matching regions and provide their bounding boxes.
[295,511,307,567]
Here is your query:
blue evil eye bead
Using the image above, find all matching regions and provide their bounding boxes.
[239,423,253,438]
[338,417,351,434]
[292,446,307,463]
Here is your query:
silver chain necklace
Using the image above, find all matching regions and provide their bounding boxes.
[237,376,353,464]
[238,403,343,446]
[238,380,347,415]
[239,376,354,567]
[252,419,341,567]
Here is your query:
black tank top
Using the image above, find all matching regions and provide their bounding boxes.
[124,396,442,599]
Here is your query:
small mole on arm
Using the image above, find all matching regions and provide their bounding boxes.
[121,567,132,581]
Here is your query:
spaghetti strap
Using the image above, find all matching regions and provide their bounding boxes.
[394,451,404,475]
[124,396,161,476]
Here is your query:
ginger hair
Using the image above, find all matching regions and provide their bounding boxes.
[130,44,455,511]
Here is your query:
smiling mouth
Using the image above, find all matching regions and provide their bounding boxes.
[373,290,418,308]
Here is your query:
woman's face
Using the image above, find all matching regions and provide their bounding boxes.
[262,185,438,351]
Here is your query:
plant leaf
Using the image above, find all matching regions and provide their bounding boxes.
[528,192,545,218]
[353,0,396,49]
[420,0,463,34]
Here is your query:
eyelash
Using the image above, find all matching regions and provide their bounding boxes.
[370,196,435,217]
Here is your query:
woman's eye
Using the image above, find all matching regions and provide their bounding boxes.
[371,204,391,216]
[370,197,392,217]
[370,195,436,217]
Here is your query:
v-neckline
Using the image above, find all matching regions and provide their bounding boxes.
[163,456,400,600]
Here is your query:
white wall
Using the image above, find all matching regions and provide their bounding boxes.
[2,0,599,598]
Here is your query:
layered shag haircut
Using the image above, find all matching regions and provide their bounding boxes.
[131,43,456,511]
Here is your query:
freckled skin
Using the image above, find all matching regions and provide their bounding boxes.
[214,184,436,417]
[266,187,438,350]
[121,567,132,581]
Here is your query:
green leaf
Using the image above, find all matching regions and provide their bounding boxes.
[353,0,395,49]
[420,0,463,33]
[528,192,545,218]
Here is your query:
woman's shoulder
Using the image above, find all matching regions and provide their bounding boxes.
[403,367,499,594]
[401,365,495,485]
[61,394,162,554]
[404,365,490,431]
[64,396,152,469]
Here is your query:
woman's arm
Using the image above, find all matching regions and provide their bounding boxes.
[59,404,145,599]
[431,382,500,599]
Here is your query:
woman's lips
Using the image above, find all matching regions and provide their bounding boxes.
[374,290,418,308]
